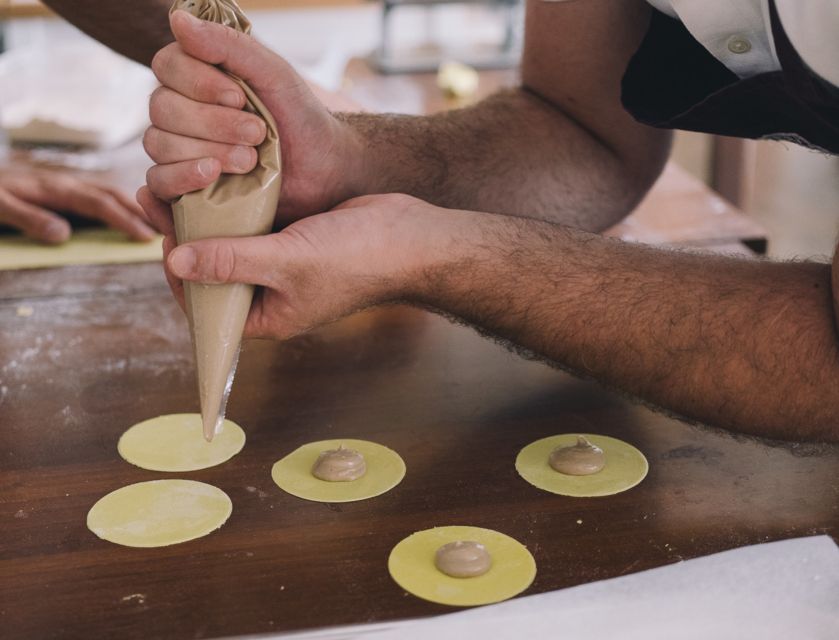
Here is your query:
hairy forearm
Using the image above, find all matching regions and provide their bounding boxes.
[42,0,172,66]
[339,89,669,231]
[407,211,839,443]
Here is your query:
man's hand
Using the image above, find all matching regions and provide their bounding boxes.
[140,183,839,443]
[137,187,436,339]
[144,10,363,220]
[0,168,155,245]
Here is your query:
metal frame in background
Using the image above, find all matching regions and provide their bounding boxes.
[371,0,523,74]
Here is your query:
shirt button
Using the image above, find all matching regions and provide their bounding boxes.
[727,35,752,54]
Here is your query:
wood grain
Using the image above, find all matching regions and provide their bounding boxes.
[1,263,836,638]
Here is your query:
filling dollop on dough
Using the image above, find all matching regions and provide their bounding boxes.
[312,445,367,482]
[549,435,605,475]
[434,540,492,578]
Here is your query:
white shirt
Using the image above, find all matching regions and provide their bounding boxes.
[647,0,839,86]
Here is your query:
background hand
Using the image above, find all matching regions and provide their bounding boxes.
[0,168,155,245]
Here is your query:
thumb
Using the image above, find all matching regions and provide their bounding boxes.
[167,234,283,286]
[170,10,298,97]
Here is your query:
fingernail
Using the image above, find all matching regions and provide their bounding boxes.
[220,90,242,108]
[239,121,263,144]
[169,246,196,277]
[136,226,157,242]
[197,157,217,178]
[230,145,253,172]
[43,220,70,244]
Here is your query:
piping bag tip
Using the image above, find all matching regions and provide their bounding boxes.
[202,409,227,442]
[200,344,241,443]
[202,418,216,442]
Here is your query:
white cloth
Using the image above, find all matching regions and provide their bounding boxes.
[648,0,839,86]
[264,536,839,640]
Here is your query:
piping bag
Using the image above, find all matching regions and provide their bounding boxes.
[169,0,281,441]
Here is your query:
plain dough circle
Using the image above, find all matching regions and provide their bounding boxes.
[271,438,405,503]
[516,433,648,497]
[117,413,246,472]
[87,480,232,547]
[388,526,536,607]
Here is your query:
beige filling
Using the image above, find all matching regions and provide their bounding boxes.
[311,445,367,482]
[435,540,492,578]
[169,0,282,441]
[549,435,605,475]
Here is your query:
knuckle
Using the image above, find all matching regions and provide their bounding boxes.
[142,127,159,156]
[150,48,167,79]
[47,173,73,190]
[191,75,207,101]
[97,193,119,214]
[47,175,78,196]
[148,87,169,124]
[382,193,417,208]
[222,26,243,50]
[145,166,167,198]
[0,190,10,212]
[87,193,118,220]
[150,44,177,81]
[211,242,237,282]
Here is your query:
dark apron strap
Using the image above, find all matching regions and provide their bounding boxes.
[621,2,839,154]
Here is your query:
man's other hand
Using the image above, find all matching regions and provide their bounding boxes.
[0,168,155,245]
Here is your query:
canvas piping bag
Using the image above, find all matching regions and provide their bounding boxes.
[169,0,282,441]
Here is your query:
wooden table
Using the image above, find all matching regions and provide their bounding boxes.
[1,260,837,639]
[0,54,820,639]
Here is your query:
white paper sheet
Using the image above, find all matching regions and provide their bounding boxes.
[260,536,838,640]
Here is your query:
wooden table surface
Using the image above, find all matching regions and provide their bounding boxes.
[1,261,837,639]
[0,49,819,640]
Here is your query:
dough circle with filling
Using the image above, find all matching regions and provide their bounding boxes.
[516,433,648,497]
[388,525,536,607]
[87,480,232,547]
[271,438,405,503]
[118,413,246,472]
